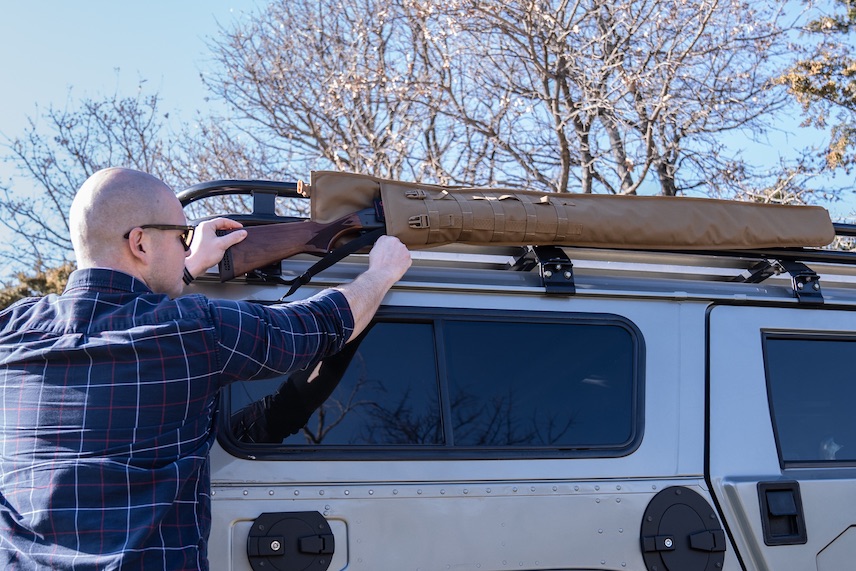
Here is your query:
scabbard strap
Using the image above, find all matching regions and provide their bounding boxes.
[252,228,386,299]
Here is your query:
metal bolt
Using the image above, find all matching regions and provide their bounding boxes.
[270,540,282,551]
[664,538,673,548]
[813,282,820,290]
[797,282,804,290]
[564,271,572,279]
[544,270,553,278]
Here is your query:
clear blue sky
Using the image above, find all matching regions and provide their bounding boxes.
[0,1,246,138]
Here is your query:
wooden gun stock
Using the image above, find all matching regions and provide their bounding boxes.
[218,209,384,281]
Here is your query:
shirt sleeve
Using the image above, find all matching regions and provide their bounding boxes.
[209,288,354,386]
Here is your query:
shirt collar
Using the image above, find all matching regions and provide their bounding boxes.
[63,268,153,295]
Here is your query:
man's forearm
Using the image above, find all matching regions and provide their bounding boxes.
[334,236,411,341]
[335,267,399,342]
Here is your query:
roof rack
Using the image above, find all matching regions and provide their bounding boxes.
[179,180,856,303]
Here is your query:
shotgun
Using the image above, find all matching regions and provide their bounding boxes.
[218,206,385,282]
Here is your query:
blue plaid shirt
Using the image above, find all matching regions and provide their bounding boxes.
[0,269,353,570]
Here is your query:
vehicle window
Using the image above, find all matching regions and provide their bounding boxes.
[765,335,856,465]
[444,320,635,447]
[286,320,442,445]
[225,311,642,455]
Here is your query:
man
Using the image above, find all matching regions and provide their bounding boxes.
[0,167,410,569]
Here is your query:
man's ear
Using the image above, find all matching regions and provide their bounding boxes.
[126,228,149,260]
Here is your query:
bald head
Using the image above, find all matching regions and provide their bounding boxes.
[70,168,183,269]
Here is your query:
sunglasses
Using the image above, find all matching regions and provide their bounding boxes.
[123,224,196,251]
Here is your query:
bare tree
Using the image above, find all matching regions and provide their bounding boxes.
[417,0,796,195]
[204,0,443,180]
[0,90,173,272]
[0,89,287,275]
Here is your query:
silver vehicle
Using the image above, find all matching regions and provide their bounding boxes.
[181,180,856,571]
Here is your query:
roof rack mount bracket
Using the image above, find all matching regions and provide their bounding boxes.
[780,260,823,304]
[511,246,576,295]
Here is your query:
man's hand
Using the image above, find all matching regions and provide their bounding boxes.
[366,235,413,288]
[185,218,248,279]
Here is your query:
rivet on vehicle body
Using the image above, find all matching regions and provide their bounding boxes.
[368,490,374,495]
[544,270,553,278]
[595,485,600,491]
[270,540,281,551]
[595,498,601,503]
[393,489,399,495]
[441,489,446,495]
[269,490,275,496]
[319,490,324,496]
[664,538,674,548]
[564,271,572,279]
[344,490,350,495]
[552,486,557,492]
[512,487,518,492]
[486,488,491,493]
[294,490,299,496]
[464,489,469,494]
[243,490,248,496]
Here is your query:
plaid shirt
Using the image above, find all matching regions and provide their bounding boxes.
[0,269,353,570]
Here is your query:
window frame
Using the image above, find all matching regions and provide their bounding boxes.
[219,306,645,461]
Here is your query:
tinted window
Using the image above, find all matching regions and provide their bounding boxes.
[227,311,641,454]
[765,336,856,464]
[445,320,635,447]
